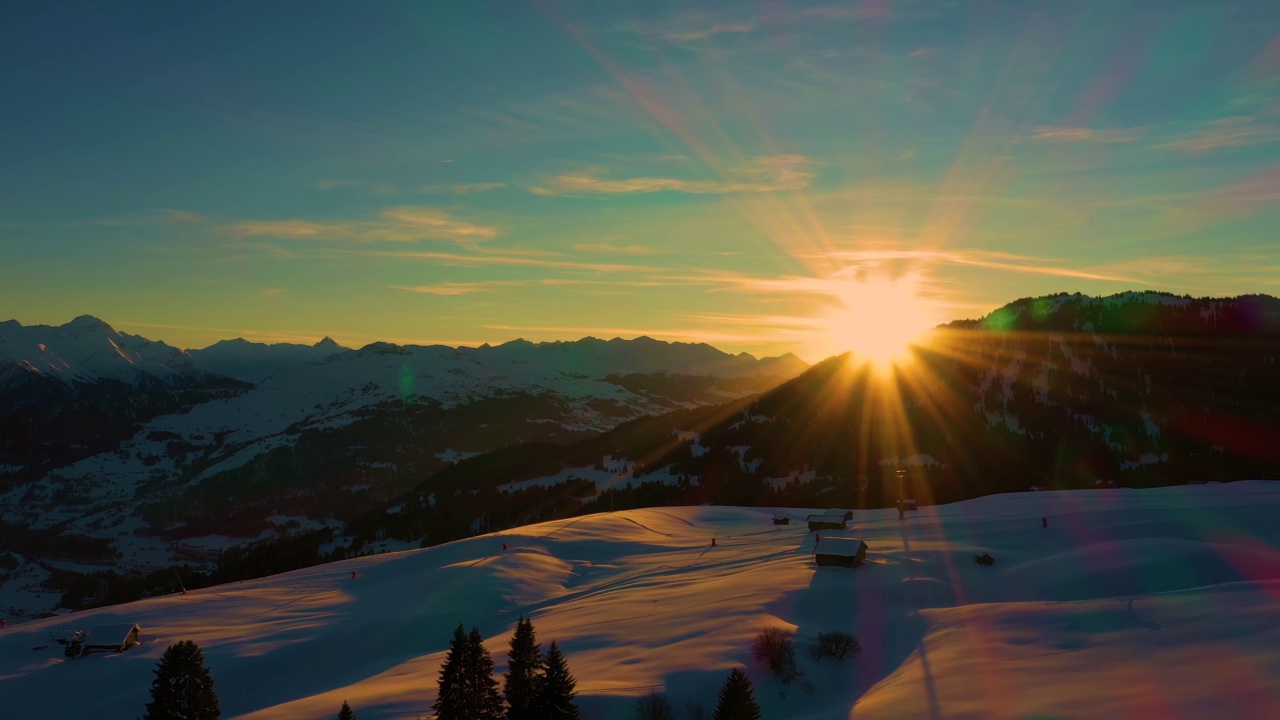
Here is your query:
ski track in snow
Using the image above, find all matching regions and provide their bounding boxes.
[4,483,1280,719]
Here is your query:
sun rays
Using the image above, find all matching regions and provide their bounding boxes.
[816,274,941,371]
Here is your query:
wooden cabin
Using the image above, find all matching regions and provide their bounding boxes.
[772,516,791,525]
[83,623,141,654]
[807,514,847,532]
[814,537,868,568]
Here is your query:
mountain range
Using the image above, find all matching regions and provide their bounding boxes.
[2,290,1279,618]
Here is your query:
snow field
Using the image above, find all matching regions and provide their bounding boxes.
[3,482,1280,718]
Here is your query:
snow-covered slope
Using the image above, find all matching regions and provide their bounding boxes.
[4,482,1279,719]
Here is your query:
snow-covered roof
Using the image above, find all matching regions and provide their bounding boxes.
[807,513,846,523]
[86,623,140,646]
[814,537,867,557]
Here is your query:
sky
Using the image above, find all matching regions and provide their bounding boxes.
[2,0,1279,363]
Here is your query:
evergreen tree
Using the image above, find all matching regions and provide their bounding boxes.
[434,624,504,720]
[144,640,221,720]
[434,625,473,720]
[504,616,543,720]
[712,669,761,720]
[337,700,357,720]
[469,626,506,720]
[533,641,580,720]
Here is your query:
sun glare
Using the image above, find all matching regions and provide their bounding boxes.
[819,276,938,370]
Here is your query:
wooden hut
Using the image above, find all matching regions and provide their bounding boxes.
[814,537,868,568]
[82,623,141,654]
[807,513,847,532]
[772,516,791,525]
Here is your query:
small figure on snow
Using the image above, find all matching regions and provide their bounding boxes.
[502,542,508,551]
[351,571,358,580]
[897,501,905,521]
[1041,516,1048,528]
[1,618,7,629]
[711,537,716,547]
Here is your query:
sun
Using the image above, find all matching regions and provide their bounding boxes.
[817,275,939,370]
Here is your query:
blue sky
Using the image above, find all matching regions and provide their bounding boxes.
[3,0,1279,361]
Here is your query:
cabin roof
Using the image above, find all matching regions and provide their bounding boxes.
[87,623,140,643]
[814,537,867,557]
[807,513,846,522]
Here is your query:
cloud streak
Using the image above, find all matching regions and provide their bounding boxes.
[664,22,753,42]
[391,281,523,296]
[823,248,1141,283]
[420,182,509,195]
[354,249,649,274]
[572,242,653,255]
[531,155,814,196]
[218,207,499,245]
[1027,126,1144,144]
[1160,116,1280,153]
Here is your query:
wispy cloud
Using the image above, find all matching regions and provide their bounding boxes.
[822,248,1141,283]
[800,5,891,21]
[572,242,653,255]
[218,207,499,246]
[391,281,523,296]
[663,22,754,42]
[531,155,814,196]
[260,288,288,297]
[1027,126,1144,144]
[315,178,398,194]
[162,209,205,223]
[420,182,508,195]
[1160,116,1280,153]
[221,220,331,239]
[373,207,499,242]
[354,249,649,274]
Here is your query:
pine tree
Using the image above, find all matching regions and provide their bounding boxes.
[712,669,761,720]
[504,616,543,720]
[469,626,505,720]
[434,624,504,720]
[534,640,580,720]
[434,625,473,720]
[144,640,221,720]
[337,700,357,720]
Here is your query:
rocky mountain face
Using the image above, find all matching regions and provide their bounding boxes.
[0,316,219,416]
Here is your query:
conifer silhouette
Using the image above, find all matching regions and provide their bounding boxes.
[144,640,221,720]
[503,616,543,720]
[534,640,580,720]
[712,668,761,720]
[434,624,504,720]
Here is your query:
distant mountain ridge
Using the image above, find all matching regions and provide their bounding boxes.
[0,316,217,415]
[0,317,808,406]
[0,315,808,594]
[189,336,347,383]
